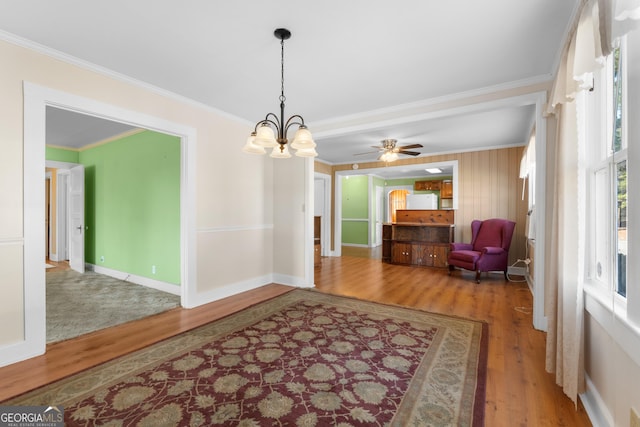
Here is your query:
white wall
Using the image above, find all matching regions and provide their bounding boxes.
[273,156,314,287]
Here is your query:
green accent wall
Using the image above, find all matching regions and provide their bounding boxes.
[342,176,369,245]
[46,146,79,163]
[45,132,181,284]
[79,130,181,285]
[342,221,369,245]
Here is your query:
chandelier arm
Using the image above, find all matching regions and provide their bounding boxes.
[253,118,281,133]
[264,112,282,128]
[284,115,306,134]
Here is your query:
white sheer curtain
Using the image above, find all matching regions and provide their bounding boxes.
[544,0,640,405]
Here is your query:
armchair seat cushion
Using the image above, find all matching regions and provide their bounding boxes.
[448,250,480,264]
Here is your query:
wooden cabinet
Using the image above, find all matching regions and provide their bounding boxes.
[414,180,441,191]
[412,243,449,268]
[395,209,454,224]
[314,216,321,266]
[441,180,453,199]
[383,221,454,268]
[392,242,412,265]
[382,224,392,262]
[415,179,453,201]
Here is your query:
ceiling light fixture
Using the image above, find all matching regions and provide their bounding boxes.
[425,167,442,174]
[380,151,399,163]
[242,28,317,158]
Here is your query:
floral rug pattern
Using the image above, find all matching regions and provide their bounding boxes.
[6,289,487,426]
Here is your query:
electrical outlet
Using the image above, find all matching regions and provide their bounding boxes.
[100,256,105,263]
[152,265,156,275]
[631,408,640,427]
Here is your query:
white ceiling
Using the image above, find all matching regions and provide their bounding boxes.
[0,1,578,173]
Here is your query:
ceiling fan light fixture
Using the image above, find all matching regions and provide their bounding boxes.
[381,152,399,163]
[356,138,423,163]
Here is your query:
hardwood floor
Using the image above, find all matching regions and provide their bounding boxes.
[45,258,70,273]
[2,252,592,426]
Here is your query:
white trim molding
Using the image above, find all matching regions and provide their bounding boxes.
[580,374,613,427]
[88,264,181,296]
[4,81,198,367]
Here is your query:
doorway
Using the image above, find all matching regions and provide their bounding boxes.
[15,82,198,365]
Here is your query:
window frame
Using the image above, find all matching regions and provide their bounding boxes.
[584,39,628,303]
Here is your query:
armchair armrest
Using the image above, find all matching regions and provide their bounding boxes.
[481,246,505,255]
[450,243,473,251]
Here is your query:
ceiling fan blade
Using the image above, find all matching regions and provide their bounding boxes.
[354,151,379,156]
[400,151,421,156]
[399,143,423,150]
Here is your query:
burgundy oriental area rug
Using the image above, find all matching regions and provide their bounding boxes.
[6,289,488,426]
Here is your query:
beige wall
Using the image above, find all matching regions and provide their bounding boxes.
[328,146,528,263]
[0,38,303,353]
[585,313,640,426]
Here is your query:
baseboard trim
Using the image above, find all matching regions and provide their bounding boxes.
[87,264,180,296]
[580,374,613,427]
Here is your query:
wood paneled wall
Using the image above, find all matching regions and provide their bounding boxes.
[318,146,528,264]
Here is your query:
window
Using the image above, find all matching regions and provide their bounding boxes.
[586,40,629,298]
[388,189,408,223]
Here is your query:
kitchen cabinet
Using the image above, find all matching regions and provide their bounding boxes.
[414,180,441,191]
[441,180,453,199]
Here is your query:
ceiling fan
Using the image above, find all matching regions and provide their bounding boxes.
[355,139,423,162]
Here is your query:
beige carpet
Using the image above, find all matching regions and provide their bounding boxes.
[10,289,487,426]
[46,270,181,343]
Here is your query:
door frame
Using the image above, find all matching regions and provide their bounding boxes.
[46,162,73,262]
[313,172,331,257]
[375,185,383,247]
[15,82,197,365]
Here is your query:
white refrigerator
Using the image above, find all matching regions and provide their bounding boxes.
[406,193,438,210]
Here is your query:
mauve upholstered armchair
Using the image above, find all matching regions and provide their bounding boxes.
[448,218,516,283]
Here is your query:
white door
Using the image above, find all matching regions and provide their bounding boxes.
[375,186,383,247]
[69,165,85,273]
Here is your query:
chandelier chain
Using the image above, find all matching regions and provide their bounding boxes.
[279,38,286,103]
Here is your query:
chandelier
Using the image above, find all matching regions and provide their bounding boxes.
[242,28,317,158]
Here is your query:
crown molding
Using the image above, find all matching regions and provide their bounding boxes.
[311,76,552,133]
[0,29,251,126]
